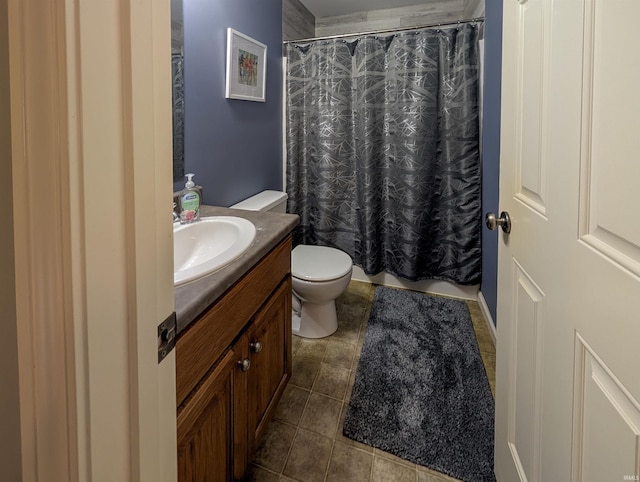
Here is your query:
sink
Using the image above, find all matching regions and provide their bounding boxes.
[174,216,257,286]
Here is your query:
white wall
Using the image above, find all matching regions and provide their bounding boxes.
[464,0,485,19]
[283,0,315,40]
[315,1,466,37]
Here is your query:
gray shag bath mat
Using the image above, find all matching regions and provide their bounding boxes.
[343,286,495,482]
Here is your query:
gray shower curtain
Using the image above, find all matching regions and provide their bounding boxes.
[286,24,481,285]
[172,53,185,181]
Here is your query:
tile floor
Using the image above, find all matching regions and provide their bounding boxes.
[247,281,496,482]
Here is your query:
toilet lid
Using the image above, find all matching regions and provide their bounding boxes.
[292,245,353,282]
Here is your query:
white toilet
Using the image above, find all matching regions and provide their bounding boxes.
[230,190,353,338]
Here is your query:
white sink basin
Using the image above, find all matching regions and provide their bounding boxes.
[174,216,257,286]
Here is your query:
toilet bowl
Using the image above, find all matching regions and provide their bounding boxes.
[230,190,353,338]
[291,245,353,338]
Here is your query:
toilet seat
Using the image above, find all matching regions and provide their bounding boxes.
[292,245,352,282]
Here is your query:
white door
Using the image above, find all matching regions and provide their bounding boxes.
[7,1,177,480]
[494,1,640,481]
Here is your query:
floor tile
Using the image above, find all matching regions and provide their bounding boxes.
[296,337,328,361]
[291,335,302,356]
[312,362,350,400]
[332,319,361,345]
[326,442,373,482]
[352,341,364,369]
[481,351,496,374]
[344,280,372,296]
[282,429,333,482]
[374,448,416,469]
[416,464,462,482]
[299,392,342,438]
[334,401,373,453]
[344,369,357,401]
[244,464,281,482]
[417,470,455,482]
[481,351,496,398]
[372,456,417,482]
[290,356,321,390]
[337,286,370,308]
[339,301,367,324]
[252,420,297,473]
[472,325,495,355]
[324,339,356,369]
[274,385,310,426]
[467,302,496,351]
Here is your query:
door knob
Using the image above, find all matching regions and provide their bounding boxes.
[250,340,263,353]
[238,358,251,372]
[485,211,511,234]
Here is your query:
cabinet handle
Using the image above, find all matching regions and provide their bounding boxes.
[250,341,263,353]
[238,358,251,372]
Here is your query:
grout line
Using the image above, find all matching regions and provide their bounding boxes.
[369,452,376,481]
[280,426,299,479]
[323,439,336,482]
[279,370,314,479]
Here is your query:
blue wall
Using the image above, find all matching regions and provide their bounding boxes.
[480,0,503,324]
[178,0,283,206]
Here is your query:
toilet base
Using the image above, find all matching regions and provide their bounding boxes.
[292,301,338,339]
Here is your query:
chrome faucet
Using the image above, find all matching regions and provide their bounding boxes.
[173,202,180,223]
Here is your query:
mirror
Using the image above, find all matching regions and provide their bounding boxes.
[171,0,185,181]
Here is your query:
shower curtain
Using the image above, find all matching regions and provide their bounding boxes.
[172,53,185,180]
[286,24,481,285]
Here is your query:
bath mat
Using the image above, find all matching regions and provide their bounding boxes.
[343,286,495,482]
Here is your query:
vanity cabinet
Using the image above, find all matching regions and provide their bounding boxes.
[176,341,246,481]
[246,280,291,454]
[176,236,292,482]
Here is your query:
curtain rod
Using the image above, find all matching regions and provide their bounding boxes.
[283,17,484,44]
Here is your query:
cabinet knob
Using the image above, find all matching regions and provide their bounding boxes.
[250,340,263,353]
[238,358,251,372]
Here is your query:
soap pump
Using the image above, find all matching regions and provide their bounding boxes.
[179,173,201,224]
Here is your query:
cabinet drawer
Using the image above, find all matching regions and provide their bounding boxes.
[176,236,291,407]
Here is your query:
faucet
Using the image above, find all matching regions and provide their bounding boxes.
[173,202,180,223]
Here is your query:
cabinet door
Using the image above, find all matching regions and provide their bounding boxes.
[177,339,248,482]
[247,277,292,453]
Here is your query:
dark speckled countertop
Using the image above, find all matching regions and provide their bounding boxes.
[174,205,299,335]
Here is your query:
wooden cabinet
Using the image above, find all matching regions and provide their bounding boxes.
[176,237,292,481]
[246,280,291,454]
[177,344,246,482]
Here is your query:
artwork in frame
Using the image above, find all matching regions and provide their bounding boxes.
[225,28,267,102]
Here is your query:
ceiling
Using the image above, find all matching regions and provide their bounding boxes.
[299,0,434,18]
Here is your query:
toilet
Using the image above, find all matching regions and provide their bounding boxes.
[230,190,353,338]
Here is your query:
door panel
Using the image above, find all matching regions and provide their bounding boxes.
[572,335,640,482]
[515,0,549,215]
[247,278,292,453]
[579,0,640,276]
[508,260,544,482]
[177,349,237,482]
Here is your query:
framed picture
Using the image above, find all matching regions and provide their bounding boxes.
[225,28,267,102]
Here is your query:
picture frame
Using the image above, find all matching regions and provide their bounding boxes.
[225,28,267,102]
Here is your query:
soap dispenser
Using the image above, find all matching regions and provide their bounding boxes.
[179,173,201,224]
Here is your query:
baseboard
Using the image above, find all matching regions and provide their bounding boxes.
[477,291,497,346]
[350,266,479,301]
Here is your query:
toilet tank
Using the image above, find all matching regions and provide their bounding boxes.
[230,190,288,213]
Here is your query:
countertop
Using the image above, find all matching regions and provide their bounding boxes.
[174,205,299,335]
